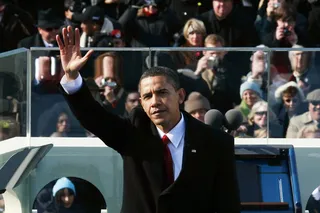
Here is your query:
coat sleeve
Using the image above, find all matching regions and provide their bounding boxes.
[286,117,299,138]
[60,80,134,153]
[215,133,241,213]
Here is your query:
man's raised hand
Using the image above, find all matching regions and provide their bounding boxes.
[56,26,94,81]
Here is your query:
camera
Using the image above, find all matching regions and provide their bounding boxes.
[100,78,117,89]
[207,56,219,68]
[283,27,291,37]
[273,2,281,8]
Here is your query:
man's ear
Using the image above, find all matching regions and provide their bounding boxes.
[178,88,186,104]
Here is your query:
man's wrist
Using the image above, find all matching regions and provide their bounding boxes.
[65,71,79,81]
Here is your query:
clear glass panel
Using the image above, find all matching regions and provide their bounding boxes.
[150,47,271,141]
[30,48,149,138]
[0,48,28,141]
[0,48,29,169]
[268,48,320,139]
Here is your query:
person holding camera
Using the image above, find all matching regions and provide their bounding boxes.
[259,1,309,76]
[93,51,127,115]
[190,34,241,114]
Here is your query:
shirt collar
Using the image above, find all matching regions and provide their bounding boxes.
[156,113,185,148]
[42,38,53,47]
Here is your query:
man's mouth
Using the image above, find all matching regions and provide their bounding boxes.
[152,110,165,115]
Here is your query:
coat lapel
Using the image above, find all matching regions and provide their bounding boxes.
[141,121,166,194]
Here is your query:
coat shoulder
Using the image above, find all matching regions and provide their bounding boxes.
[18,35,36,48]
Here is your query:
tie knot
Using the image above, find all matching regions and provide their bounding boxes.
[162,135,170,145]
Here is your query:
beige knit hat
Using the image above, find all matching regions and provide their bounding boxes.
[184,92,210,113]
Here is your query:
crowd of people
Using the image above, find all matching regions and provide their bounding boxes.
[1,0,320,140]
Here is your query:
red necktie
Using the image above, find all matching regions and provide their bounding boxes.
[162,135,174,185]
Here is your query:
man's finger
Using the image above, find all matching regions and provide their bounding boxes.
[56,35,64,51]
[62,27,69,46]
[67,26,74,45]
[82,49,94,61]
[75,28,80,49]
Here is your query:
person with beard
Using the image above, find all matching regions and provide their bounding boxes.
[52,177,87,213]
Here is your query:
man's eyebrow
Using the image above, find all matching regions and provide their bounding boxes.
[141,88,169,98]
[154,88,168,92]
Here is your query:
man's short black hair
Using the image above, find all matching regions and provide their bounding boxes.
[139,66,180,90]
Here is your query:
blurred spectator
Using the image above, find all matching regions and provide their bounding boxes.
[32,56,64,94]
[118,0,181,47]
[70,5,116,47]
[273,81,307,136]
[259,1,308,47]
[96,0,127,19]
[124,90,140,117]
[288,45,320,95]
[308,7,320,46]
[268,64,288,105]
[242,45,268,98]
[197,0,260,47]
[169,0,213,24]
[171,18,206,69]
[94,52,127,115]
[50,112,70,137]
[0,96,20,141]
[297,124,320,138]
[184,91,210,123]
[18,8,63,48]
[64,0,92,28]
[259,2,309,75]
[235,81,262,123]
[197,0,260,82]
[53,177,87,213]
[286,89,320,138]
[243,101,282,138]
[191,34,241,113]
[0,0,36,52]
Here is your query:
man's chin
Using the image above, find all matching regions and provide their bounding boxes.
[150,117,166,126]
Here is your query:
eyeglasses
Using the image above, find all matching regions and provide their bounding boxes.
[255,111,267,116]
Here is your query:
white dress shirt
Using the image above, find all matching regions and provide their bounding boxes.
[60,74,83,94]
[60,74,186,180]
[156,114,186,180]
[42,38,54,48]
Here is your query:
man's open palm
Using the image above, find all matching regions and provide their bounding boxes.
[56,26,93,80]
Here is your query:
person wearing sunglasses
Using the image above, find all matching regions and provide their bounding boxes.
[18,8,63,49]
[287,89,320,138]
[273,81,307,137]
[244,101,282,138]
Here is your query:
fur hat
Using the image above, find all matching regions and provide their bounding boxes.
[274,81,305,102]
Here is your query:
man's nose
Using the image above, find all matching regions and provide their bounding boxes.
[150,95,160,106]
